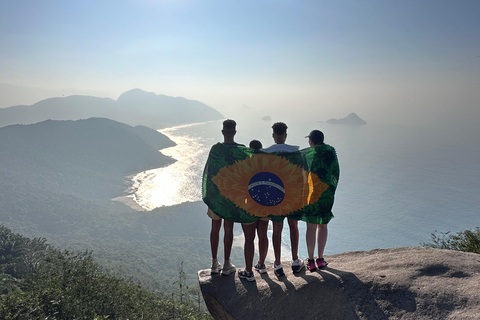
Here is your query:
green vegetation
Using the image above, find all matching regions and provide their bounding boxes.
[0,117,243,316]
[422,227,480,254]
[0,177,243,295]
[0,225,212,320]
[0,196,241,295]
[0,118,244,295]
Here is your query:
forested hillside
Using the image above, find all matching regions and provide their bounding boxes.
[0,118,174,199]
[0,118,242,296]
[0,225,211,319]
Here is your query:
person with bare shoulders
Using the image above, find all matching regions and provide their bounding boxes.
[208,119,242,276]
[261,122,304,277]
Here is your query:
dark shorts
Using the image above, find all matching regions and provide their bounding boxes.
[269,215,302,223]
[269,215,285,223]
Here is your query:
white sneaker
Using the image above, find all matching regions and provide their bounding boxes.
[291,258,304,273]
[211,259,222,274]
[221,261,236,276]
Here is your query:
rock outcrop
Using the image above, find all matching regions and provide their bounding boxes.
[198,247,480,319]
[326,113,367,125]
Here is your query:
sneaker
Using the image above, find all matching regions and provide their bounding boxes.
[274,263,284,277]
[211,259,222,274]
[221,261,236,276]
[307,259,317,272]
[316,257,328,269]
[238,269,255,282]
[291,258,304,273]
[254,262,267,274]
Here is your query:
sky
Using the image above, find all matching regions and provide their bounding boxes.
[1,0,479,125]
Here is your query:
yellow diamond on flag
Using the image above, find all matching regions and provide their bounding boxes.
[212,153,328,218]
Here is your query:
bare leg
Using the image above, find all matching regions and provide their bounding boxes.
[287,218,299,261]
[256,220,269,265]
[210,219,222,259]
[242,223,256,272]
[223,220,234,261]
[306,222,317,260]
[317,224,328,258]
[272,221,283,265]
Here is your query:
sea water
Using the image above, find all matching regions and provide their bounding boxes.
[129,118,480,259]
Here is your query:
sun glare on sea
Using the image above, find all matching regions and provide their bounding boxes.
[129,124,213,210]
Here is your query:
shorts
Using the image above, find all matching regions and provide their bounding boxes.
[269,215,285,223]
[206,208,222,221]
[270,215,302,223]
[301,212,334,225]
[242,216,269,225]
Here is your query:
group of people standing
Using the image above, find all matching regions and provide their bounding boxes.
[207,119,336,282]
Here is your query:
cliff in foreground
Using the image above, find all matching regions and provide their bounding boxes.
[198,247,479,319]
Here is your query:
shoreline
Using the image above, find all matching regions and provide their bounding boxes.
[112,194,146,211]
[121,120,210,211]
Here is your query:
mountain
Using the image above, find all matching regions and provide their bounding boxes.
[0,117,221,295]
[0,88,224,129]
[326,113,367,125]
[0,83,108,108]
[0,117,175,200]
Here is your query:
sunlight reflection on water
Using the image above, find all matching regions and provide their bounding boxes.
[130,122,215,210]
[125,119,480,257]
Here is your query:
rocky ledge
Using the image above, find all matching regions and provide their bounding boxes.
[198,247,479,320]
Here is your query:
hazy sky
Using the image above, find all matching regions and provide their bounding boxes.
[1,0,479,125]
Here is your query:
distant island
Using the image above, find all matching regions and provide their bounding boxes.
[0,88,224,129]
[326,113,367,125]
[261,115,271,121]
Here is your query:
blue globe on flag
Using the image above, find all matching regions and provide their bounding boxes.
[248,172,285,207]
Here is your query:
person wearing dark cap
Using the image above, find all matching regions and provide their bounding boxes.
[261,122,304,277]
[305,129,325,146]
[208,119,243,276]
[304,129,331,272]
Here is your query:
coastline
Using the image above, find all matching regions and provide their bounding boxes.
[114,120,215,212]
[112,194,146,211]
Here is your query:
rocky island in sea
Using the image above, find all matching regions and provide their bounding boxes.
[326,113,367,125]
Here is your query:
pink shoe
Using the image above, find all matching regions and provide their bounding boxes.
[307,259,317,271]
[316,257,328,269]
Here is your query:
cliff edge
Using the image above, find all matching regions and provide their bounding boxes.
[198,247,479,320]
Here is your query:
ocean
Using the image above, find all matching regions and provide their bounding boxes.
[128,117,480,260]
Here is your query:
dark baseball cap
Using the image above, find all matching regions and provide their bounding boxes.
[305,130,324,144]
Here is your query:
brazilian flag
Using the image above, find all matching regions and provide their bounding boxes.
[202,143,340,224]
